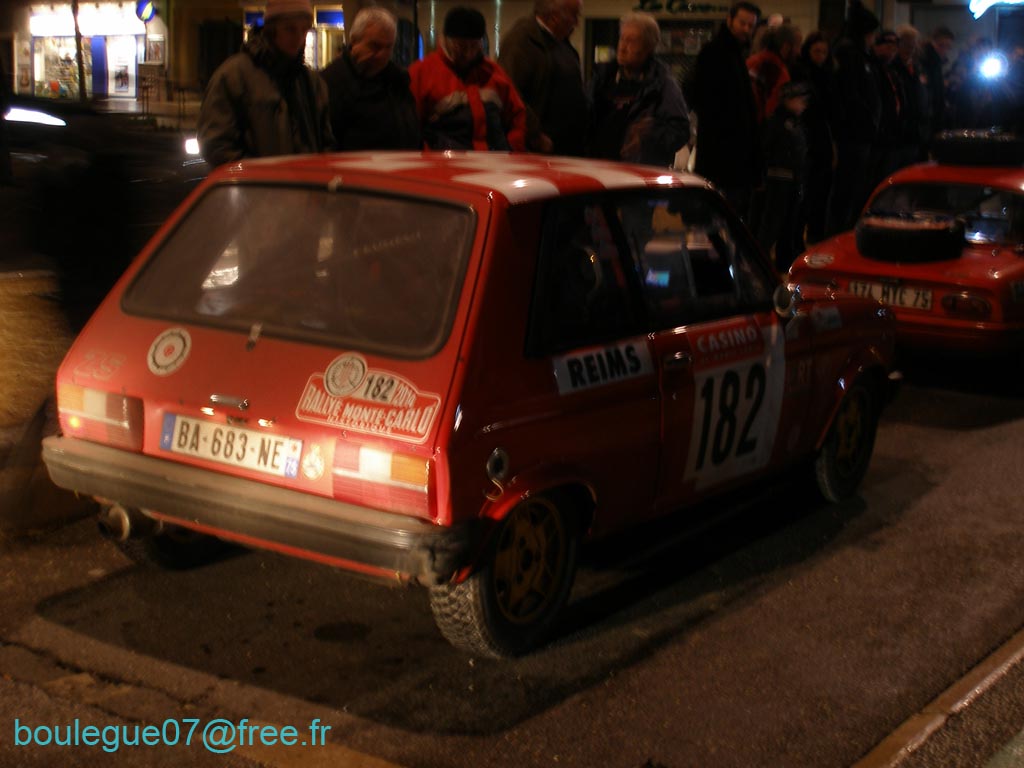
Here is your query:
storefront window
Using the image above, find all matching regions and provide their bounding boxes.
[35,37,92,99]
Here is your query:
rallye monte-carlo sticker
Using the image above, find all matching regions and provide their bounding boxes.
[295,353,441,443]
[684,317,785,491]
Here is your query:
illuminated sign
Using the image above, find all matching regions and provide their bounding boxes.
[136,0,156,22]
[968,0,1024,19]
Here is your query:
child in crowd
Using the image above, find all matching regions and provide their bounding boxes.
[757,80,809,273]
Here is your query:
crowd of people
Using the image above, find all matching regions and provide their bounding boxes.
[196,0,1004,272]
[197,0,666,164]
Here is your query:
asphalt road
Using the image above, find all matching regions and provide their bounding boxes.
[1,358,1024,767]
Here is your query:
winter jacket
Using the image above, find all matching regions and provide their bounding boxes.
[789,55,834,168]
[587,57,690,167]
[762,104,807,182]
[747,49,790,123]
[691,23,762,188]
[409,50,527,151]
[891,56,929,146]
[198,32,333,168]
[919,42,947,135]
[320,49,421,151]
[498,18,589,155]
[831,36,882,144]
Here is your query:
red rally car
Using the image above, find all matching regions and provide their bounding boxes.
[789,132,1024,355]
[42,152,898,657]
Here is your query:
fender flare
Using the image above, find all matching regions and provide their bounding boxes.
[814,348,890,450]
[449,464,597,583]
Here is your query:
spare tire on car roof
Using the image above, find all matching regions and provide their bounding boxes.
[930,129,1024,166]
[855,214,965,263]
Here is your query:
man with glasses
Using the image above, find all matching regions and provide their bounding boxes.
[499,0,588,155]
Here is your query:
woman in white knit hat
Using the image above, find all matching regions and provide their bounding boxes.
[198,0,334,167]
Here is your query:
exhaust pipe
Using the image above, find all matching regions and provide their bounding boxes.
[97,504,161,541]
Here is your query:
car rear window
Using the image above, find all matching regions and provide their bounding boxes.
[123,183,475,358]
[867,183,1024,245]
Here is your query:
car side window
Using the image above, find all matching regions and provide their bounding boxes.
[614,191,775,329]
[530,199,640,354]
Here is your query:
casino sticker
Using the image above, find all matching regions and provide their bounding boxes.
[147,328,191,376]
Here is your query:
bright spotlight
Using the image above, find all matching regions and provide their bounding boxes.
[979,52,1008,80]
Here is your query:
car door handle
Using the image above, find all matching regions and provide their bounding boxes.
[663,351,692,370]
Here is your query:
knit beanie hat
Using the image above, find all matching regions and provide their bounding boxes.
[444,7,486,39]
[264,0,313,22]
[846,0,880,37]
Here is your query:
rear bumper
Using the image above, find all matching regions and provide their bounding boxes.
[895,319,1024,356]
[42,436,472,586]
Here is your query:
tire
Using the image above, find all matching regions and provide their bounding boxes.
[815,377,879,503]
[855,215,964,263]
[429,495,580,658]
[117,525,235,570]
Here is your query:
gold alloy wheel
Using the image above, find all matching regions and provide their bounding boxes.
[491,497,568,626]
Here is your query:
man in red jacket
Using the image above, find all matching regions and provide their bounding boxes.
[409,7,527,151]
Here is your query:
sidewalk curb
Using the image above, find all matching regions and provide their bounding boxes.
[853,625,1024,767]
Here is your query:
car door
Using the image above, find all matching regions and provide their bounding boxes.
[525,196,662,534]
[610,189,800,509]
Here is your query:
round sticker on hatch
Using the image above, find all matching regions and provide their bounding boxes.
[147,328,192,376]
[302,444,325,481]
[804,253,834,268]
[324,353,367,397]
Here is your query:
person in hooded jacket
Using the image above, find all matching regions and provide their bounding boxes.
[587,12,690,167]
[757,80,809,273]
[789,31,834,244]
[409,7,527,151]
[198,0,334,168]
[824,0,881,236]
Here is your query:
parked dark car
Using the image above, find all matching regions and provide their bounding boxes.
[4,95,208,325]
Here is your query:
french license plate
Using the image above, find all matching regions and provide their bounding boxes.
[160,414,302,478]
[848,280,933,310]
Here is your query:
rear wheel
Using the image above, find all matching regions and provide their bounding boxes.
[815,377,879,502]
[429,495,579,658]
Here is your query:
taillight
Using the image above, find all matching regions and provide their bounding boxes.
[941,292,992,319]
[58,384,144,451]
[332,441,433,517]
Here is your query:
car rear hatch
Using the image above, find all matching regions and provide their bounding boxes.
[61,180,484,525]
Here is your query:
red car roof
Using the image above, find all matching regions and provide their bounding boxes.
[883,161,1024,190]
[210,151,706,204]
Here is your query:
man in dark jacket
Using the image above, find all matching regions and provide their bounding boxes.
[871,30,904,181]
[690,1,762,220]
[890,25,929,167]
[320,8,421,150]
[198,0,333,167]
[498,0,588,155]
[825,0,881,235]
[920,26,955,138]
[588,12,690,167]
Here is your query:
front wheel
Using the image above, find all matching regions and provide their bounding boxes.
[815,377,879,503]
[429,495,579,658]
